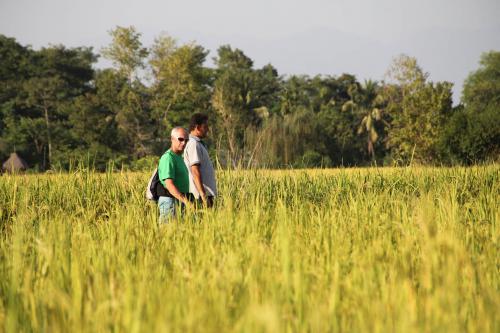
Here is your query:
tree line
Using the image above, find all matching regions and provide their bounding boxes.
[1,26,498,170]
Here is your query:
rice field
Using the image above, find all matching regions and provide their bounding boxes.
[0,166,498,332]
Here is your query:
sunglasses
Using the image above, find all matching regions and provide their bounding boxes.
[175,137,189,143]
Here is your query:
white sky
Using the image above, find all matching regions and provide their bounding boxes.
[1,0,499,104]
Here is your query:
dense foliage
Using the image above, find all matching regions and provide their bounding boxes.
[0,28,498,170]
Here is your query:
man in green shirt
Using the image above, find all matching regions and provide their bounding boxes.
[157,127,191,222]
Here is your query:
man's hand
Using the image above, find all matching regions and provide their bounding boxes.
[199,193,208,205]
[165,179,189,204]
[182,198,194,209]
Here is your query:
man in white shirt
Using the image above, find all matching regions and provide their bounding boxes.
[183,113,217,207]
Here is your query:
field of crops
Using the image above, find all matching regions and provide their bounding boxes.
[0,166,498,332]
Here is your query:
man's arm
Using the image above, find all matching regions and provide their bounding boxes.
[190,164,207,203]
[164,179,190,205]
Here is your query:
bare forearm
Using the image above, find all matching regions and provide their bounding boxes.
[165,179,188,204]
[191,165,206,198]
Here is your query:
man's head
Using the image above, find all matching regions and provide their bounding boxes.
[189,113,209,139]
[170,127,189,154]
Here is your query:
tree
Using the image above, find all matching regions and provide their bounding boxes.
[0,35,34,101]
[68,90,128,169]
[101,27,152,158]
[0,35,35,162]
[440,51,500,163]
[341,80,387,161]
[384,55,453,164]
[462,51,500,110]
[0,40,96,169]
[243,105,326,167]
[211,69,248,165]
[149,33,211,150]
[211,45,280,167]
[101,26,148,82]
[23,76,66,168]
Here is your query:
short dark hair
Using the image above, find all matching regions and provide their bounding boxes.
[189,113,209,131]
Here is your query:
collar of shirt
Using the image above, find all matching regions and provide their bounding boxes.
[189,134,207,147]
[189,134,201,142]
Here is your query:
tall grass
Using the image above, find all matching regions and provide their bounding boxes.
[0,166,498,332]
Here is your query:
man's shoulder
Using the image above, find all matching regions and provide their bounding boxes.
[185,138,203,153]
[185,139,197,148]
[160,149,171,158]
[159,150,174,163]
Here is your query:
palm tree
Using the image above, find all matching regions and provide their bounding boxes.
[342,80,387,160]
[357,107,383,159]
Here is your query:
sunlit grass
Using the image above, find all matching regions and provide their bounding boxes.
[0,165,498,332]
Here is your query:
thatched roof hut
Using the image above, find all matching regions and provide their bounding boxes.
[2,153,28,172]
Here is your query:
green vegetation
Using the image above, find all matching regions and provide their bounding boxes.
[0,166,498,332]
[1,28,499,170]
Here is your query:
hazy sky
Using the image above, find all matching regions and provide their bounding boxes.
[1,0,499,104]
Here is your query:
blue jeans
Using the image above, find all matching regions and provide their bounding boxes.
[158,196,187,223]
[158,196,177,223]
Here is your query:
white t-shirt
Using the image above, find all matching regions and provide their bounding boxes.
[183,134,217,198]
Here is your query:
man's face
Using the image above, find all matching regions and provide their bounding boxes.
[196,122,209,139]
[171,130,189,154]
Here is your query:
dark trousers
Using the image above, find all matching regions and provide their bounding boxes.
[187,194,215,208]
